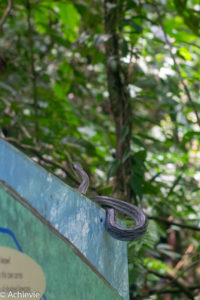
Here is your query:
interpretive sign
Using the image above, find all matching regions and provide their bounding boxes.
[0,138,129,300]
[0,247,46,299]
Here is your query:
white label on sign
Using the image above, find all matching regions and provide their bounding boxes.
[0,247,46,299]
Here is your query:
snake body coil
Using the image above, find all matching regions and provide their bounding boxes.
[91,196,147,241]
[73,162,148,241]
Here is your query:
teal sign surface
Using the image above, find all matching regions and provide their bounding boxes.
[0,181,122,299]
[0,138,129,299]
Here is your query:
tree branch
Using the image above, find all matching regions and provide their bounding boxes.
[149,286,200,296]
[0,0,13,30]
[148,215,200,232]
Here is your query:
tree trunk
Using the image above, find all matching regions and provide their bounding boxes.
[104,0,132,202]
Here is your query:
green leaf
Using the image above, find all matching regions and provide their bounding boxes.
[181,131,200,146]
[122,147,131,163]
[58,2,80,41]
[107,159,120,179]
[130,174,143,200]
[120,126,129,142]
[178,47,192,60]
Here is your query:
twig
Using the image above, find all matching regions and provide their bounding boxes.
[0,0,13,30]
[152,0,200,128]
[134,286,199,300]
[26,0,39,143]
[175,245,194,271]
[148,215,200,232]
[149,286,200,296]
[177,256,200,278]
[148,269,195,299]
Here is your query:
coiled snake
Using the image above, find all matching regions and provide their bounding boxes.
[72,162,148,242]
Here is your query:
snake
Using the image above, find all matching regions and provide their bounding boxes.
[72,162,148,241]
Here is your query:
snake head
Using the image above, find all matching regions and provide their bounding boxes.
[72,162,82,171]
[72,161,89,195]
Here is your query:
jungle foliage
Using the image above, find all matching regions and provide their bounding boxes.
[0,0,200,299]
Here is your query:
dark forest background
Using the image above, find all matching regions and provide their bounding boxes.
[0,0,200,299]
